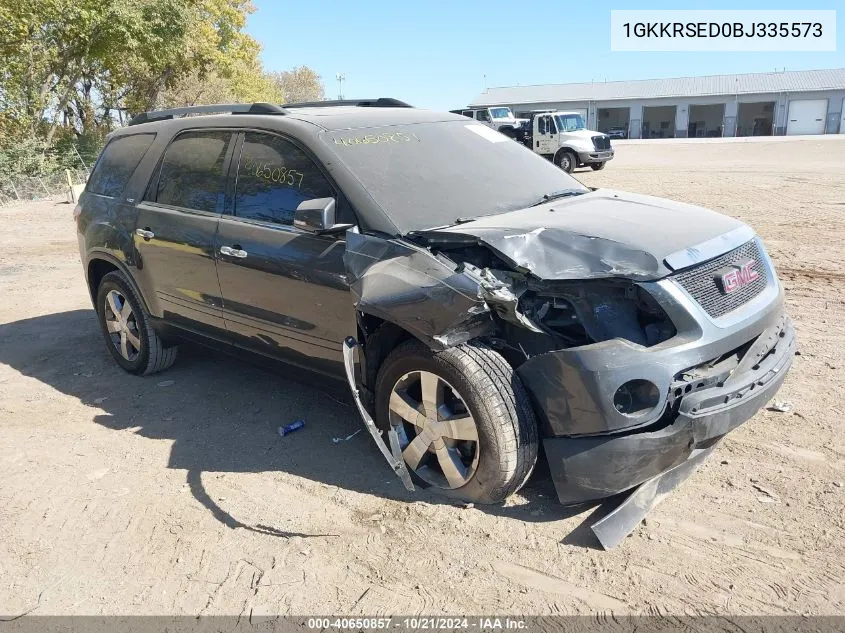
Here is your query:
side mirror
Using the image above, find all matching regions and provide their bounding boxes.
[293,197,354,234]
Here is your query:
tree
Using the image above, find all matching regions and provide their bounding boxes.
[158,62,281,109]
[0,0,325,179]
[0,0,270,136]
[270,66,325,103]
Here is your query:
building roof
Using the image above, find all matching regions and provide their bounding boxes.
[470,68,845,106]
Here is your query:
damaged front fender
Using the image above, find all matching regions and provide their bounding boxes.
[344,232,497,348]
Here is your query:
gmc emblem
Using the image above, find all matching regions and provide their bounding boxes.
[716,259,759,294]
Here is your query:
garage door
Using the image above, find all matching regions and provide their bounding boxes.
[786,99,828,135]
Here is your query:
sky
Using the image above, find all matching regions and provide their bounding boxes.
[246,1,843,111]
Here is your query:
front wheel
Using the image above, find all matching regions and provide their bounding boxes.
[590,162,606,171]
[375,340,538,504]
[556,150,577,173]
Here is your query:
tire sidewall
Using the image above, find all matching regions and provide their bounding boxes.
[558,151,576,173]
[375,345,517,503]
[96,272,151,373]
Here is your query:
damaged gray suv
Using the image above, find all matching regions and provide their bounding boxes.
[76,100,795,547]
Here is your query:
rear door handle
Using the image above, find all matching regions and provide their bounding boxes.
[135,228,154,240]
[220,245,247,259]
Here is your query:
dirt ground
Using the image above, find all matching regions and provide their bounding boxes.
[1,138,844,617]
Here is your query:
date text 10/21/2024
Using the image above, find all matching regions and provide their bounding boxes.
[306,617,528,630]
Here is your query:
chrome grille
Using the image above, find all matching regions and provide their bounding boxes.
[673,240,769,318]
[592,135,611,151]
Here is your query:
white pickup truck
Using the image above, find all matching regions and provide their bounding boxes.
[521,110,613,173]
[450,106,528,140]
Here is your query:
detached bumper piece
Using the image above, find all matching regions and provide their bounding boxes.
[591,446,715,550]
[342,337,414,491]
[543,316,796,547]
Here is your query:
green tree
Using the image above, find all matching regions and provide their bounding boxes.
[0,0,322,179]
[271,66,326,103]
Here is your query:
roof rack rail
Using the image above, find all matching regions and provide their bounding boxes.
[128,102,287,126]
[281,98,413,109]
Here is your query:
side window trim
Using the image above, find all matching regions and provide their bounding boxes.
[221,131,242,216]
[142,128,236,215]
[229,128,358,232]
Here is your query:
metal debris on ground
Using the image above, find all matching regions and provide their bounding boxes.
[332,429,362,444]
[278,419,306,437]
[156,380,175,387]
[767,401,793,413]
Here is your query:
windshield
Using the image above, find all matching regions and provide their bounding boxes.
[321,121,588,233]
[554,113,585,131]
[490,107,513,119]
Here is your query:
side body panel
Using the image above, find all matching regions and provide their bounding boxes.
[130,129,237,333]
[216,216,353,376]
[133,202,226,331]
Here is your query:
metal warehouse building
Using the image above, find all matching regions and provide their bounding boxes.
[470,68,845,139]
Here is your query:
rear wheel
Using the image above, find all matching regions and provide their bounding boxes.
[556,150,577,173]
[590,162,606,171]
[375,339,538,504]
[96,271,178,375]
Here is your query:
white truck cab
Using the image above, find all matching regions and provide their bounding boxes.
[451,106,527,139]
[527,111,614,173]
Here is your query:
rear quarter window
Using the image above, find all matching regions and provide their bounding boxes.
[86,134,155,198]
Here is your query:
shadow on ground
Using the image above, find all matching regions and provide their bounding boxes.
[0,309,608,548]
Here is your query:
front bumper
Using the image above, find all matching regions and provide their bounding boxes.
[541,315,794,504]
[578,149,614,164]
[516,254,796,505]
[543,317,796,504]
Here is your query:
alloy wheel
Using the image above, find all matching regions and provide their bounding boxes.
[104,290,141,362]
[388,371,480,489]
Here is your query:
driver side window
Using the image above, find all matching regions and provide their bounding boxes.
[538,116,547,135]
[476,109,490,122]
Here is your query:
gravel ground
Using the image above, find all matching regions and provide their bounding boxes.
[1,137,843,617]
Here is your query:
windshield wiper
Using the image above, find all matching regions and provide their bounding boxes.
[530,189,586,207]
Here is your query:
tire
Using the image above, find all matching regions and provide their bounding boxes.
[590,162,606,171]
[499,127,516,140]
[95,271,178,375]
[556,150,577,173]
[374,339,538,504]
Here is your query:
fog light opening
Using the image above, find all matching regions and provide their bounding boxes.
[614,380,660,417]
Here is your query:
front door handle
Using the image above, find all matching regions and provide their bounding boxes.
[220,245,248,259]
[135,228,154,240]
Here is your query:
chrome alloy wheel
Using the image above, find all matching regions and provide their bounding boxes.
[388,371,480,489]
[104,290,141,361]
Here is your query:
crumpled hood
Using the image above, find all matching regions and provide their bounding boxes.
[416,189,747,281]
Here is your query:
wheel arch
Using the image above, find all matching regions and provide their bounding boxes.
[356,313,418,395]
[85,253,151,314]
[553,146,579,165]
